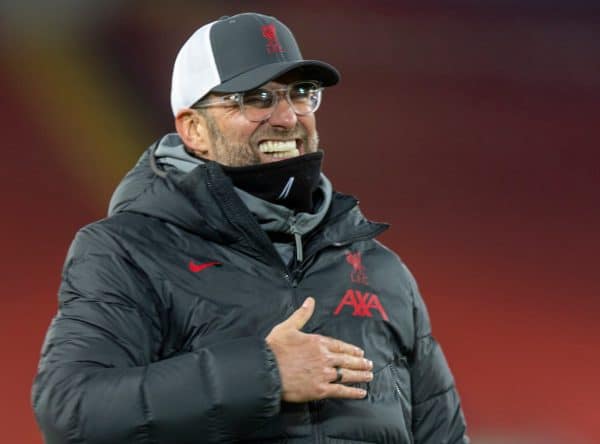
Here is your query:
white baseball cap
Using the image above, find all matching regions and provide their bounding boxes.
[170,12,340,116]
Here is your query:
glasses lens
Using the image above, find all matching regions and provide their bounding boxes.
[242,90,274,109]
[241,89,275,121]
[289,82,321,115]
[240,81,322,122]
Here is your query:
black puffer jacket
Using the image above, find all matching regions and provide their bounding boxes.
[32,142,468,443]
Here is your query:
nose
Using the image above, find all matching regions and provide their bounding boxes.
[266,94,297,128]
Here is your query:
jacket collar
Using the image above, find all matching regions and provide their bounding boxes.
[110,137,389,265]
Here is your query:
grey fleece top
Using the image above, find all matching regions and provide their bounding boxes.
[154,133,333,265]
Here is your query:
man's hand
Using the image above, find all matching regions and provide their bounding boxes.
[266,297,373,402]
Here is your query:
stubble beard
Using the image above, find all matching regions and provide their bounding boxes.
[204,112,320,167]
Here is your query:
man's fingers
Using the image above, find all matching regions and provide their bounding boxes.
[329,353,373,371]
[322,383,368,400]
[322,337,364,357]
[330,368,374,384]
[282,297,315,330]
[268,301,376,403]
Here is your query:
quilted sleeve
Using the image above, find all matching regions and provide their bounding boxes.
[32,226,281,444]
[405,266,469,444]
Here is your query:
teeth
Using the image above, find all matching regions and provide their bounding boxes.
[259,140,297,153]
[272,149,300,158]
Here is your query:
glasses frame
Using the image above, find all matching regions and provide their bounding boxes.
[191,80,323,122]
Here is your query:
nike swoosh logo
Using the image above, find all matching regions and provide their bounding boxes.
[188,260,222,273]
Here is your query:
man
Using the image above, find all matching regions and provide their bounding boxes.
[33,12,468,444]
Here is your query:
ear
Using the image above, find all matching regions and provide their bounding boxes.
[175,109,213,159]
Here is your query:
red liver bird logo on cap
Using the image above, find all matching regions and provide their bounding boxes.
[261,24,283,54]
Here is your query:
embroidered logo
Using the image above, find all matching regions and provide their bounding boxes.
[188,260,221,273]
[261,24,283,54]
[277,176,295,200]
[333,289,389,321]
[346,251,368,285]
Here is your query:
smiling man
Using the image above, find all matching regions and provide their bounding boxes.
[180,74,320,165]
[32,12,468,444]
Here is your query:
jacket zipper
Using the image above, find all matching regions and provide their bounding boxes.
[289,216,304,263]
[286,216,303,287]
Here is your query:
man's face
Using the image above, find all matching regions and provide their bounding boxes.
[198,79,320,167]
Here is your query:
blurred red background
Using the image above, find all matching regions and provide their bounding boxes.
[1,2,599,443]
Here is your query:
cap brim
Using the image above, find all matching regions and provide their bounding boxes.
[211,60,339,93]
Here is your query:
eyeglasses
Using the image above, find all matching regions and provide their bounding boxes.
[192,80,323,122]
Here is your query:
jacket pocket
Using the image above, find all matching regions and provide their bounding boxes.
[364,356,411,402]
[389,356,413,444]
[317,356,414,443]
[362,356,413,442]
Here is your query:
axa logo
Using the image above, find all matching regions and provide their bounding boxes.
[346,251,368,285]
[333,289,389,321]
[188,260,221,273]
[261,24,283,54]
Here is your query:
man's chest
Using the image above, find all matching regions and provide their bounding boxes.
[135,237,415,370]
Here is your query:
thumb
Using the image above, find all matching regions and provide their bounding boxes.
[283,297,315,330]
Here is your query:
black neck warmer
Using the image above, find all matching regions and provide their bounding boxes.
[221,151,324,213]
